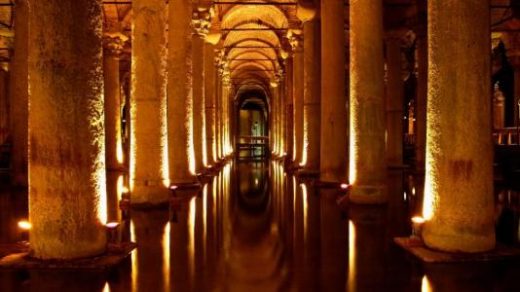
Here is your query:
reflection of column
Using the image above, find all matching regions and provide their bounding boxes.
[422,0,494,252]
[169,0,198,184]
[29,0,106,259]
[385,35,404,166]
[289,30,304,165]
[349,0,387,203]
[204,43,217,166]
[301,17,321,173]
[10,0,28,186]
[320,0,347,182]
[415,32,427,171]
[347,206,386,291]
[103,34,126,171]
[131,0,169,203]
[319,189,348,291]
[192,8,211,173]
[132,210,169,292]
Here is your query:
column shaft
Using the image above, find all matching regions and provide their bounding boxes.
[320,0,347,182]
[349,0,387,203]
[385,37,404,166]
[168,0,197,184]
[285,57,294,161]
[293,49,304,164]
[302,18,321,172]
[28,0,106,259]
[422,0,494,252]
[415,35,427,171]
[204,43,216,166]
[10,0,28,186]
[131,0,169,203]
[103,38,124,171]
[192,36,206,173]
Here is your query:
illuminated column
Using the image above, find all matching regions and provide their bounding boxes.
[168,0,198,184]
[349,0,387,203]
[103,34,126,171]
[301,15,321,173]
[271,81,278,155]
[289,30,304,165]
[204,42,217,166]
[422,0,494,252]
[28,0,106,259]
[415,30,427,171]
[215,62,222,160]
[221,76,231,155]
[10,0,28,187]
[192,9,211,173]
[320,0,347,182]
[385,35,404,167]
[271,80,280,156]
[284,56,294,162]
[0,67,8,145]
[131,0,169,203]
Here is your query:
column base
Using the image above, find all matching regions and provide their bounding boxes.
[349,185,388,204]
[422,223,495,253]
[131,181,170,206]
[296,168,320,178]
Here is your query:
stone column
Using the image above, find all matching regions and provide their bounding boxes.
[131,0,169,203]
[422,0,494,252]
[301,16,321,174]
[10,0,28,187]
[204,43,217,166]
[169,0,198,184]
[284,56,294,162]
[289,30,304,166]
[385,35,404,167]
[192,8,211,173]
[221,77,231,156]
[215,62,222,160]
[28,0,106,259]
[103,34,126,171]
[320,0,347,182]
[0,67,8,146]
[415,31,427,171]
[271,81,278,156]
[349,0,387,203]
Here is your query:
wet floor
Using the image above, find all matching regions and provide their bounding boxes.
[1,161,520,291]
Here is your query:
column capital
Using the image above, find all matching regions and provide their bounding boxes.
[286,29,303,53]
[103,33,128,57]
[296,0,318,23]
[192,6,213,36]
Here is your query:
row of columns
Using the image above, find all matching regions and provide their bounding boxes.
[5,0,498,258]
[14,0,234,259]
[268,0,494,252]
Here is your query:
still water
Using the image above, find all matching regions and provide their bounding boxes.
[0,161,519,291]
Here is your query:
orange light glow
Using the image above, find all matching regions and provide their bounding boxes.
[18,220,31,230]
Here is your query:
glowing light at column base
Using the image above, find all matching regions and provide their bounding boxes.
[422,147,437,221]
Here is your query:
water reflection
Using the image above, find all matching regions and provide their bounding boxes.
[1,164,520,291]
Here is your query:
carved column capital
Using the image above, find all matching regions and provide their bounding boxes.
[192,6,213,36]
[103,33,128,57]
[286,29,303,53]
